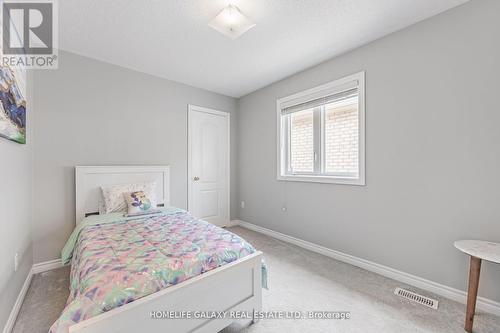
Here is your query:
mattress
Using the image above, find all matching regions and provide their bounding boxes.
[50,208,265,333]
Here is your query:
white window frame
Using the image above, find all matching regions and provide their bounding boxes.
[276,71,365,185]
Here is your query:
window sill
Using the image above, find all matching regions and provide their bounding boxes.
[277,174,365,186]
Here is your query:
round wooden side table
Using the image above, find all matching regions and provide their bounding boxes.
[454,240,500,332]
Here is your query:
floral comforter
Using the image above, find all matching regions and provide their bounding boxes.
[50,208,263,333]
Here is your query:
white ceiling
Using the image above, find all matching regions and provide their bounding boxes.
[59,0,468,98]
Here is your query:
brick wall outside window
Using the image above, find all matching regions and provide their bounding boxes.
[290,109,314,173]
[325,103,358,174]
[288,103,358,175]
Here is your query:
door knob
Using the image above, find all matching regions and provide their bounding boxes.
[193,176,200,181]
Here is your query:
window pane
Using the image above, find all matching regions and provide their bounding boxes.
[289,108,314,173]
[324,97,359,175]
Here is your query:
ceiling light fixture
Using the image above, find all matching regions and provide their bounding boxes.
[209,4,256,40]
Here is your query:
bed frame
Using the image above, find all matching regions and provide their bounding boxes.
[72,166,263,333]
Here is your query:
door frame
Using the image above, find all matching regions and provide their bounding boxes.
[187,104,230,225]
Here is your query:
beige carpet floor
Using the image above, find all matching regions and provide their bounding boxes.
[13,226,500,333]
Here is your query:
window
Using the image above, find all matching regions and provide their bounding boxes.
[277,71,365,185]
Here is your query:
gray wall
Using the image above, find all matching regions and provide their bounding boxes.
[33,51,238,263]
[0,73,34,328]
[28,0,500,306]
[237,0,500,302]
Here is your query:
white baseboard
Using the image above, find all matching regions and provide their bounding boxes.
[2,268,33,333]
[235,220,500,316]
[226,220,241,228]
[3,259,65,333]
[32,259,63,274]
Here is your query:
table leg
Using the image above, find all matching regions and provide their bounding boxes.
[465,256,482,333]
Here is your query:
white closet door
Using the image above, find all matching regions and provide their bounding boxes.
[188,105,229,227]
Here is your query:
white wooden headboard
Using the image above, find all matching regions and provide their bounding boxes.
[75,166,170,224]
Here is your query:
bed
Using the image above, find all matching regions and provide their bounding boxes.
[51,166,264,333]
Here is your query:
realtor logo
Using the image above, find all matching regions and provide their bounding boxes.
[1,0,58,69]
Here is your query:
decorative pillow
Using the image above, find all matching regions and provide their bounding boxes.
[124,191,158,215]
[101,182,157,214]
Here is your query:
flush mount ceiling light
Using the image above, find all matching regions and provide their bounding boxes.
[208,4,256,39]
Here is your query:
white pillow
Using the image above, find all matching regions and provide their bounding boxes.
[98,192,106,215]
[101,182,157,214]
[123,191,160,216]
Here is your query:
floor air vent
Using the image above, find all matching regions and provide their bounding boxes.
[394,287,438,309]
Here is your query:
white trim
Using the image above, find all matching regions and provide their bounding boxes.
[187,104,230,118]
[236,220,500,316]
[276,71,366,186]
[187,104,231,226]
[276,174,364,185]
[3,259,68,333]
[32,259,64,274]
[227,220,241,227]
[2,268,32,333]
